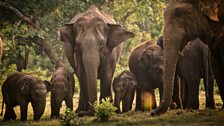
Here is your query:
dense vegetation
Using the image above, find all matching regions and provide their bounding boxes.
[0,0,166,81]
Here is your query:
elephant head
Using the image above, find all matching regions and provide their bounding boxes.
[152,0,224,115]
[21,78,52,120]
[113,70,136,113]
[59,6,134,112]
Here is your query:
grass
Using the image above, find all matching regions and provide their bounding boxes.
[0,90,223,126]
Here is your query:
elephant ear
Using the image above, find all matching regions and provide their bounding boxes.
[21,82,31,96]
[199,0,222,22]
[59,25,75,45]
[107,24,135,49]
[44,80,53,92]
[138,50,152,69]
[59,25,77,71]
[112,75,120,90]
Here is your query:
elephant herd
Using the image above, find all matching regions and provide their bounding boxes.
[1,0,224,121]
[1,66,74,121]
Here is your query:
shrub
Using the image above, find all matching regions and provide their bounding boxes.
[60,108,82,126]
[94,97,117,122]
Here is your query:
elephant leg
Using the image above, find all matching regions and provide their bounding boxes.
[51,98,62,118]
[20,103,28,121]
[171,74,182,109]
[76,74,88,113]
[3,106,16,121]
[186,79,200,109]
[151,90,157,110]
[122,90,135,112]
[51,95,57,118]
[65,96,73,111]
[183,80,188,109]
[211,53,224,109]
[135,88,142,111]
[203,74,215,109]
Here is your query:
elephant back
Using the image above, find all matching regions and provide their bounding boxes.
[66,5,116,25]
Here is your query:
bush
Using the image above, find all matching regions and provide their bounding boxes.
[60,108,82,126]
[94,97,117,122]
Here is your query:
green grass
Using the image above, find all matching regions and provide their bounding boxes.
[0,91,223,126]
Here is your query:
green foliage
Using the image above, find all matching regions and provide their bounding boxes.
[94,97,117,122]
[0,64,17,85]
[60,108,82,126]
[21,67,51,81]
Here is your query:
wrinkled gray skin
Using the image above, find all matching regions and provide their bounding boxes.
[152,0,224,115]
[176,39,215,109]
[113,70,136,113]
[1,73,52,121]
[59,6,134,115]
[158,38,215,109]
[128,41,164,111]
[50,66,75,118]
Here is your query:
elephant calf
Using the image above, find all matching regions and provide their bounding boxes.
[113,70,136,113]
[1,73,52,121]
[129,41,164,111]
[50,66,75,118]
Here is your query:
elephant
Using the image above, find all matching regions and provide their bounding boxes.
[152,0,224,115]
[157,37,215,109]
[59,5,134,115]
[0,34,3,61]
[50,66,75,118]
[128,41,164,111]
[0,73,52,121]
[112,70,137,113]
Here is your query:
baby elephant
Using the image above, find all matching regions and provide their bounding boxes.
[113,70,137,113]
[50,66,75,118]
[1,73,52,121]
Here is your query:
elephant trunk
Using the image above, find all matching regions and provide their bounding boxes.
[82,50,99,112]
[151,21,182,115]
[114,94,121,113]
[32,98,46,121]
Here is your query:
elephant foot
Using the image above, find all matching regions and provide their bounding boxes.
[51,115,60,119]
[77,110,94,117]
[149,109,159,116]
[169,102,177,109]
[206,101,215,109]
[206,105,216,109]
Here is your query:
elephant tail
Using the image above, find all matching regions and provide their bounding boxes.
[202,45,209,98]
[0,98,4,116]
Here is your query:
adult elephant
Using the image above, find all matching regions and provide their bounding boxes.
[59,5,134,115]
[152,0,224,115]
[129,41,164,111]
